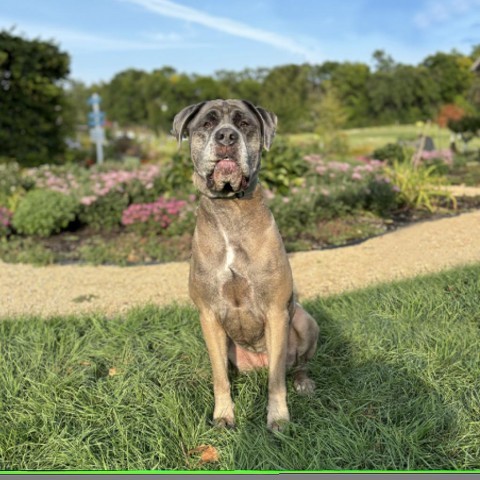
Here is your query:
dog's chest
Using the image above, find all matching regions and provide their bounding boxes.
[214,226,266,350]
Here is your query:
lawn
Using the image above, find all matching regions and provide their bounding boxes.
[289,124,480,154]
[1,264,480,471]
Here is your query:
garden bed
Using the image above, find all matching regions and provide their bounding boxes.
[1,139,479,267]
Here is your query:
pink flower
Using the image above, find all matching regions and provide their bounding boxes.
[121,196,186,228]
[0,206,12,228]
[351,172,363,181]
[81,196,97,206]
[264,189,275,200]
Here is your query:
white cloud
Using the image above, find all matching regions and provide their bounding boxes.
[121,0,322,61]
[0,17,204,52]
[414,0,480,28]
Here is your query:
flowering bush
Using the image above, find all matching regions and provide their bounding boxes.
[0,206,12,236]
[75,165,164,230]
[417,149,454,174]
[27,165,82,195]
[122,197,188,233]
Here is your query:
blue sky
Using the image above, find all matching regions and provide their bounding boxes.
[2,0,480,84]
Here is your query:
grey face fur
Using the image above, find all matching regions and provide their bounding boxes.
[172,99,277,198]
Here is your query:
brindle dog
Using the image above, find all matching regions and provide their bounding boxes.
[172,99,319,431]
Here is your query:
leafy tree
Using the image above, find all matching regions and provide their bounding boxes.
[260,64,312,132]
[0,29,71,165]
[422,51,474,104]
[101,68,149,126]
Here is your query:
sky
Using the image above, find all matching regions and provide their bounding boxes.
[1,0,480,84]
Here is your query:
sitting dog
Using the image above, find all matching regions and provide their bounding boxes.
[172,99,319,431]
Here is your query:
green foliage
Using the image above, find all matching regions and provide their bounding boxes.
[372,143,407,163]
[260,136,309,194]
[0,29,71,166]
[385,161,457,212]
[78,192,129,231]
[12,189,78,237]
[313,82,349,134]
[0,162,34,209]
[448,115,480,144]
[61,47,478,138]
[158,150,196,194]
[0,236,54,265]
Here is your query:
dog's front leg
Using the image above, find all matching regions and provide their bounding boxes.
[265,308,290,431]
[199,311,235,428]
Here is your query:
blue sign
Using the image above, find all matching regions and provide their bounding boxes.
[88,111,105,127]
[87,93,101,106]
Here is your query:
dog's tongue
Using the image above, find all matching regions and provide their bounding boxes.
[214,159,239,175]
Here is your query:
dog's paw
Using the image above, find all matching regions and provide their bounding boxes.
[213,417,235,430]
[267,417,290,432]
[294,377,315,396]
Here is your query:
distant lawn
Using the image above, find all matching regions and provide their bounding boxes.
[1,264,480,471]
[289,124,480,156]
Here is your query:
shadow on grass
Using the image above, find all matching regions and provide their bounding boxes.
[226,302,461,471]
[3,264,480,471]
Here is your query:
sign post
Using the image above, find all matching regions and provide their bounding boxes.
[87,93,105,165]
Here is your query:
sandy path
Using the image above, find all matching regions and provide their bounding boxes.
[1,209,479,319]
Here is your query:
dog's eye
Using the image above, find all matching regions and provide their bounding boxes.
[203,121,212,128]
[239,121,250,128]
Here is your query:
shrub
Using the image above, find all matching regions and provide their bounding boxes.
[372,143,406,164]
[78,191,129,231]
[157,150,196,194]
[0,162,35,210]
[12,189,78,237]
[385,161,456,212]
[261,136,309,194]
[448,115,480,146]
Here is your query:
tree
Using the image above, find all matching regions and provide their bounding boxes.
[260,64,311,132]
[0,29,71,165]
[422,51,474,104]
[101,69,149,126]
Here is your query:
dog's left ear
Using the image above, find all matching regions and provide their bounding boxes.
[172,101,206,148]
[242,100,277,151]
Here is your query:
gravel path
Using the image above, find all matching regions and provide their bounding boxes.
[1,208,479,319]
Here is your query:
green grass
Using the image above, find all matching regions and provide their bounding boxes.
[1,264,480,471]
[289,124,480,155]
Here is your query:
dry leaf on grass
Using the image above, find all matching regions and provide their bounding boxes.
[187,445,219,464]
[108,367,118,377]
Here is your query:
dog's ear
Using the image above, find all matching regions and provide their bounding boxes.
[242,100,277,151]
[171,101,206,148]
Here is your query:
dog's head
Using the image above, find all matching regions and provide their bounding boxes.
[172,99,277,198]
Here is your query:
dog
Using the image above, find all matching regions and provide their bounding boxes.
[172,99,319,431]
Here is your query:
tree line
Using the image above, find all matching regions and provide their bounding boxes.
[72,47,480,134]
[1,29,480,166]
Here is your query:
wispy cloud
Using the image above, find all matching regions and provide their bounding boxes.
[414,0,480,28]
[121,0,322,61]
[0,17,204,52]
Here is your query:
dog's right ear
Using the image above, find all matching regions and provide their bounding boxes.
[171,101,206,148]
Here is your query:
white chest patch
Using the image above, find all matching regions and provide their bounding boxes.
[220,227,235,272]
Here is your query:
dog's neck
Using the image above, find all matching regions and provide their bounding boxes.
[197,181,267,214]
[194,172,260,201]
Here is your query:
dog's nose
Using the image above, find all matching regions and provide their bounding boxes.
[215,127,238,146]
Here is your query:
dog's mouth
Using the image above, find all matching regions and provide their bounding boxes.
[207,159,249,194]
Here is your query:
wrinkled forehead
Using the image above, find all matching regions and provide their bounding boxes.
[196,99,259,124]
